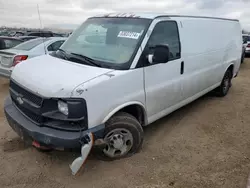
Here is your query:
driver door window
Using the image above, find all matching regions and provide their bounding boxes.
[147,21,181,61]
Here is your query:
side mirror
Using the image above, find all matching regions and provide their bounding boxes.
[243,40,247,44]
[147,44,170,64]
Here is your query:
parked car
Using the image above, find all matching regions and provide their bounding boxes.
[0,30,12,36]
[0,37,66,78]
[17,36,39,42]
[243,34,250,56]
[4,13,241,161]
[11,31,26,37]
[0,36,24,50]
[25,31,54,38]
[52,33,65,37]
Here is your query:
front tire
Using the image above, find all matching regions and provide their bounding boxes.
[215,69,232,97]
[101,112,144,160]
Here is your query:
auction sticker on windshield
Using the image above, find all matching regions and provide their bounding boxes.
[117,31,142,39]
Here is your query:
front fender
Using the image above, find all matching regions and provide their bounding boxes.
[102,101,147,125]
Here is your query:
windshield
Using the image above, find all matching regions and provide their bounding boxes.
[14,38,50,51]
[59,17,150,69]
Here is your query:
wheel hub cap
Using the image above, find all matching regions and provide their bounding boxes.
[103,128,133,158]
[112,134,124,149]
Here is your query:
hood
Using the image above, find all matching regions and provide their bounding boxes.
[11,55,113,97]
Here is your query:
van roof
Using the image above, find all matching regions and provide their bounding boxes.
[92,12,239,22]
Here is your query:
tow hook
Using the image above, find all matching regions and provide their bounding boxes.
[70,132,94,175]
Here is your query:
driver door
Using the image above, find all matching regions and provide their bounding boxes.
[143,19,184,123]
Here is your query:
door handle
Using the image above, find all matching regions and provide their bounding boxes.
[180,61,184,75]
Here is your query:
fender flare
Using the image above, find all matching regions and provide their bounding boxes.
[101,101,148,125]
[225,63,235,76]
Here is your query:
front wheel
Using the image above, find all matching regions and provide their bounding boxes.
[215,69,232,97]
[101,112,144,160]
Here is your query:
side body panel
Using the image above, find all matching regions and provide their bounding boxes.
[175,17,242,99]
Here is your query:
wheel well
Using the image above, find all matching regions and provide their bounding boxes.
[227,64,234,77]
[115,104,146,126]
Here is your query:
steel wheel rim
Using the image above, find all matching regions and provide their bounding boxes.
[103,128,133,158]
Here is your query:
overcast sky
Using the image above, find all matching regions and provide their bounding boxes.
[0,0,250,30]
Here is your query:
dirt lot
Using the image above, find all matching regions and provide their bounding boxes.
[1,59,250,188]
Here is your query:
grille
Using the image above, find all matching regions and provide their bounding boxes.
[9,80,44,124]
[12,97,44,124]
[9,80,43,107]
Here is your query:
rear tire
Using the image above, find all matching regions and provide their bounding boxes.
[215,69,232,97]
[98,112,144,161]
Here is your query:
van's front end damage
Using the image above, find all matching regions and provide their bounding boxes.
[70,132,94,175]
[4,79,105,175]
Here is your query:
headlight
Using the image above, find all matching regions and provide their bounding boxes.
[58,100,69,116]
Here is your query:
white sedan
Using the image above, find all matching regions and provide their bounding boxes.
[243,34,250,56]
[0,37,67,78]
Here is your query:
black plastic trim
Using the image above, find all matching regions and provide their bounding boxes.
[180,61,184,75]
[4,96,104,148]
[44,98,88,123]
[9,80,88,124]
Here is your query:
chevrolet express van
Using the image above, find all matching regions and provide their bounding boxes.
[4,13,242,159]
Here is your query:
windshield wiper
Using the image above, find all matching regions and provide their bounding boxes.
[57,49,69,60]
[70,53,102,67]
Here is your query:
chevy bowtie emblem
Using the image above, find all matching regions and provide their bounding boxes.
[16,96,24,105]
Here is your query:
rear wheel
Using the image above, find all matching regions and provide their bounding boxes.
[101,112,144,160]
[215,69,232,97]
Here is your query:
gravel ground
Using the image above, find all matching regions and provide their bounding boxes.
[1,59,250,188]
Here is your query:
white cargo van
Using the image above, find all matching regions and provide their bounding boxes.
[4,13,242,160]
